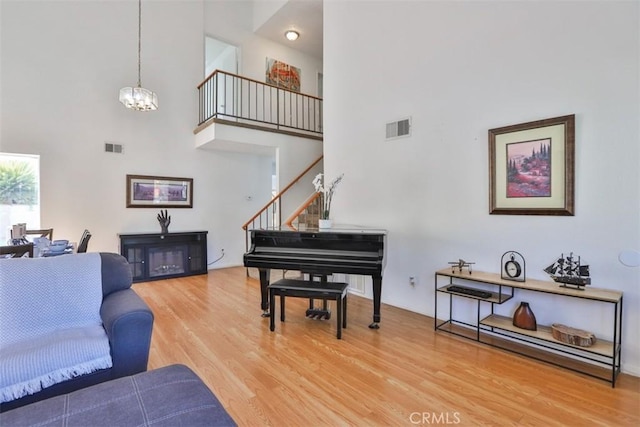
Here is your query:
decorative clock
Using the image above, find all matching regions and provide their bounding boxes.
[501,251,526,282]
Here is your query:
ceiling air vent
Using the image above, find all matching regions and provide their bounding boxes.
[386,117,411,140]
[104,142,124,154]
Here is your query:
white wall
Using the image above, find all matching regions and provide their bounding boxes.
[205,38,237,77]
[252,0,288,32]
[324,1,640,374]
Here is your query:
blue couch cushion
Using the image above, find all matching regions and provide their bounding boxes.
[0,364,236,426]
[99,252,134,296]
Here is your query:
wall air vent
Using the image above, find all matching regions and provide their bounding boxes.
[386,117,411,140]
[104,142,124,154]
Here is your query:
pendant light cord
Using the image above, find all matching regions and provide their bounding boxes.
[137,0,142,88]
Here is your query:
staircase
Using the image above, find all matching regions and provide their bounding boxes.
[284,192,321,230]
[242,156,323,249]
[242,157,325,279]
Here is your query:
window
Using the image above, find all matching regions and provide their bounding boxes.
[0,153,40,244]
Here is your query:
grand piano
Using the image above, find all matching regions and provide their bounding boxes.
[243,225,387,328]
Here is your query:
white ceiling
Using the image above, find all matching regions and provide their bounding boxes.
[254,0,323,60]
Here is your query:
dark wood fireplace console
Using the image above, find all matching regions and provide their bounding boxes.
[118,231,208,283]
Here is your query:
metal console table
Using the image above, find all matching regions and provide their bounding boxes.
[434,268,623,387]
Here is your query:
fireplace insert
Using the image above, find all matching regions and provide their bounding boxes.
[118,231,208,282]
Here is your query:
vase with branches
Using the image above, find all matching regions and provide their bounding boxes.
[312,173,344,223]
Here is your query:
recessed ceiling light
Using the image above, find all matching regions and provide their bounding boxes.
[285,30,299,41]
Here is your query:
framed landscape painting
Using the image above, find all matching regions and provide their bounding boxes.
[126,175,193,208]
[489,115,575,216]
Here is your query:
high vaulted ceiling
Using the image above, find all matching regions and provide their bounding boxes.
[253,0,323,60]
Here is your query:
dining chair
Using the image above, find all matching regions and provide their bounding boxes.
[10,228,53,241]
[0,243,34,258]
[27,228,54,241]
[77,229,92,253]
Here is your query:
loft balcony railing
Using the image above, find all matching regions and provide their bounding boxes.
[197,70,323,136]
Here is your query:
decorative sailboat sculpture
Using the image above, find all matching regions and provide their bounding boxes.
[544,252,591,290]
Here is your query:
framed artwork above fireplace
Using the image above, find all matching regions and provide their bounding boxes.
[126,174,193,208]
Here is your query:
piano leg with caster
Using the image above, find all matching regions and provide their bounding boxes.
[369,274,382,329]
[259,268,271,318]
[269,286,276,332]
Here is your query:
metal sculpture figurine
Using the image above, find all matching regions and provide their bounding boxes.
[157,209,171,234]
[448,259,475,274]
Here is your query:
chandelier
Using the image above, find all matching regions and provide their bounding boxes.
[119,0,158,111]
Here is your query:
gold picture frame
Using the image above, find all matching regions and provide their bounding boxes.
[126,174,193,208]
[489,115,575,216]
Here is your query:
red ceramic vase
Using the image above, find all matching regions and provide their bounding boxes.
[513,302,537,331]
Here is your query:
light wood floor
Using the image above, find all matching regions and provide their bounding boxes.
[133,267,640,426]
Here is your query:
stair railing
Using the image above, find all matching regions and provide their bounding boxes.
[242,155,323,252]
[283,192,321,230]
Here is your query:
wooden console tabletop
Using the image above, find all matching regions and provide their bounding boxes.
[435,268,622,303]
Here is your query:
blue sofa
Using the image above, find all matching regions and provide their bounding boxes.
[0,252,154,412]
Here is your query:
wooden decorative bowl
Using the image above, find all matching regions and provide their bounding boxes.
[551,323,596,347]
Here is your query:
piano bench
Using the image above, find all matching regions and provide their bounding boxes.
[268,279,349,339]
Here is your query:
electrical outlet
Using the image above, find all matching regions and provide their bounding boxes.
[409,276,416,286]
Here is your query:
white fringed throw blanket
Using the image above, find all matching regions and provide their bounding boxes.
[0,253,113,403]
